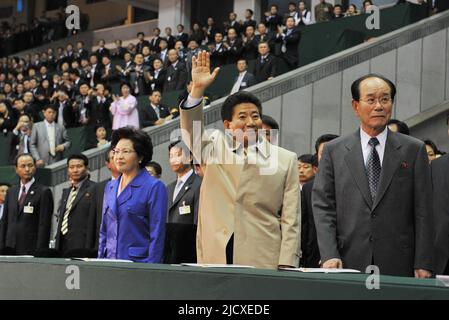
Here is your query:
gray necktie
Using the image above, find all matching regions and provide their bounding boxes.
[366,138,381,201]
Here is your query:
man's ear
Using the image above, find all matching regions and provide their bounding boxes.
[351,99,360,117]
[223,120,231,130]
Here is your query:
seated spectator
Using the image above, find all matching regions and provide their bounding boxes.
[254,41,278,83]
[224,27,243,65]
[275,16,301,70]
[210,31,228,69]
[158,38,170,67]
[100,55,117,85]
[96,39,110,58]
[0,182,9,221]
[146,161,162,179]
[150,28,162,53]
[112,39,127,60]
[204,17,219,44]
[190,23,206,46]
[255,23,276,52]
[115,52,134,81]
[164,49,188,92]
[95,125,110,148]
[75,41,89,62]
[30,104,71,167]
[242,9,257,32]
[148,58,167,93]
[230,58,257,94]
[110,82,139,130]
[264,4,284,32]
[139,90,172,127]
[165,27,176,50]
[226,12,242,35]
[387,119,410,135]
[241,25,259,61]
[89,83,112,129]
[129,54,151,96]
[297,154,317,189]
[176,24,189,47]
[333,4,345,18]
[296,1,312,26]
[363,0,375,13]
[315,0,334,22]
[175,40,187,62]
[136,32,151,54]
[0,102,14,134]
[286,2,299,19]
[9,114,33,164]
[186,39,201,74]
[142,46,153,66]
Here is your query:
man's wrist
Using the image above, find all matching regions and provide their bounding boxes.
[190,86,206,99]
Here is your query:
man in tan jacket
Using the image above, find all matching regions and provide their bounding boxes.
[179,51,300,269]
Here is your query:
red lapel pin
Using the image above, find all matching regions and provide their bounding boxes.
[401,161,408,169]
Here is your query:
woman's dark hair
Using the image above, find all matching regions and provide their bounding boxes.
[111,126,153,169]
[424,139,440,155]
[119,82,131,92]
[314,134,339,154]
[221,91,262,122]
[387,119,410,135]
[146,161,162,177]
[351,73,396,102]
[261,114,279,130]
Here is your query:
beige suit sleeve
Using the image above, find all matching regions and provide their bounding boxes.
[278,153,301,267]
[180,100,216,165]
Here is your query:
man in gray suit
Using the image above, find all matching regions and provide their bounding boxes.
[30,105,71,167]
[312,74,433,278]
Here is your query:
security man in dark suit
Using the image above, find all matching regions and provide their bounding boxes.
[164,140,201,264]
[431,151,449,275]
[55,154,98,258]
[0,154,53,255]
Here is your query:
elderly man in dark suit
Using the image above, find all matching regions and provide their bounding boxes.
[431,150,449,275]
[139,90,172,127]
[312,74,433,278]
[164,140,201,264]
[254,41,277,83]
[164,49,188,92]
[0,154,53,255]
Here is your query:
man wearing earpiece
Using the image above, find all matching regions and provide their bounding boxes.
[53,154,99,258]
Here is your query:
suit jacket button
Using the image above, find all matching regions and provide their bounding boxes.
[223,228,227,235]
[369,236,373,242]
[371,213,376,219]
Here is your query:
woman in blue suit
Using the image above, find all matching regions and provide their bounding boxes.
[98,127,168,263]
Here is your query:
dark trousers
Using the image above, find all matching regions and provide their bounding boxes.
[226,234,234,264]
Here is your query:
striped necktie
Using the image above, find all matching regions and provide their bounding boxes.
[61,186,78,236]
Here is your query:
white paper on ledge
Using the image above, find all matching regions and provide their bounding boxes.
[181,263,256,268]
[279,267,361,273]
[0,255,34,258]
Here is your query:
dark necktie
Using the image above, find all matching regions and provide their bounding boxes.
[18,185,27,207]
[366,138,381,201]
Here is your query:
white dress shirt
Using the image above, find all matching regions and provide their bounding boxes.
[173,169,194,201]
[360,126,388,167]
[230,71,247,94]
[18,177,35,201]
